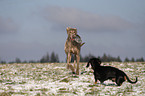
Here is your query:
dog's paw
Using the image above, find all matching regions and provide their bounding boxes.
[72,72,76,74]
[94,81,97,84]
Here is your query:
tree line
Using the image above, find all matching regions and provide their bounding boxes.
[79,53,144,62]
[0,52,59,64]
[0,52,144,64]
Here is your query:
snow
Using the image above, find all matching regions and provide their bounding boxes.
[0,62,145,96]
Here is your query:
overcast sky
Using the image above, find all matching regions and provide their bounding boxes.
[0,0,145,62]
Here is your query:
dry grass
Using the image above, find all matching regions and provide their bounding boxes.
[0,62,144,96]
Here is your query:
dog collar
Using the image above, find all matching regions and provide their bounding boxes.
[71,38,75,41]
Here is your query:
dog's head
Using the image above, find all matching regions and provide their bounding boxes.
[86,58,101,70]
[66,27,77,39]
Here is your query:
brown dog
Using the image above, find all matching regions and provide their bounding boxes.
[64,27,84,75]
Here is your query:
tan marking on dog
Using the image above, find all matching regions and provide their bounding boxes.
[112,78,116,82]
[94,81,97,84]
[124,76,127,81]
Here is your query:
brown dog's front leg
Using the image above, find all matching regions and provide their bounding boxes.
[74,60,76,68]
[73,55,76,68]
[67,53,71,69]
[67,53,75,73]
[76,54,80,75]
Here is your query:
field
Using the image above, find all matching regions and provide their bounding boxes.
[0,62,145,96]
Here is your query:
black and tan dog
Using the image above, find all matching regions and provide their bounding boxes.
[86,58,138,86]
[65,27,85,75]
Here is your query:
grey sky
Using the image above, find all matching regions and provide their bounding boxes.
[0,0,145,62]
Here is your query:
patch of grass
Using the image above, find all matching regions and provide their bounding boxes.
[85,90,99,95]
[85,86,101,95]
[30,88,33,91]
[0,92,11,96]
[58,90,70,93]
[59,88,67,90]
[41,88,48,92]
[18,81,26,84]
[0,62,143,96]
[0,80,3,83]
[35,93,41,96]
[88,84,96,87]
[60,78,69,83]
[5,81,16,85]
[58,87,70,93]
[12,92,27,95]
[115,85,134,96]
[125,85,134,92]
[71,75,79,78]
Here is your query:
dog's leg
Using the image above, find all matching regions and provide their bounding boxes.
[95,81,97,84]
[67,53,71,69]
[76,54,80,75]
[116,76,124,86]
[112,78,116,82]
[73,55,76,68]
[94,73,98,84]
[124,76,127,81]
[116,77,120,86]
[67,53,75,74]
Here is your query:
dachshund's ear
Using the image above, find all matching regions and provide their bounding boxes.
[99,60,102,64]
[96,58,101,64]
[86,61,90,68]
[98,61,101,64]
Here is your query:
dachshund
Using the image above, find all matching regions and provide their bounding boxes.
[86,58,138,86]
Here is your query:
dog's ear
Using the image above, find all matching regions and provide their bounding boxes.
[92,58,101,66]
[97,58,102,64]
[74,28,77,34]
[66,27,70,31]
[86,58,95,68]
[86,61,90,68]
[66,27,70,34]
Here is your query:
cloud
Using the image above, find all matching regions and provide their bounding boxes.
[0,17,19,34]
[42,6,134,32]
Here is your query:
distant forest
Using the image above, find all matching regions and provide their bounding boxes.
[0,52,144,64]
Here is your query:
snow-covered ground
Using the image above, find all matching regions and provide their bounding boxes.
[0,62,145,96]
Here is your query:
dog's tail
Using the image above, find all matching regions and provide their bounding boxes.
[125,75,138,84]
[81,42,85,47]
